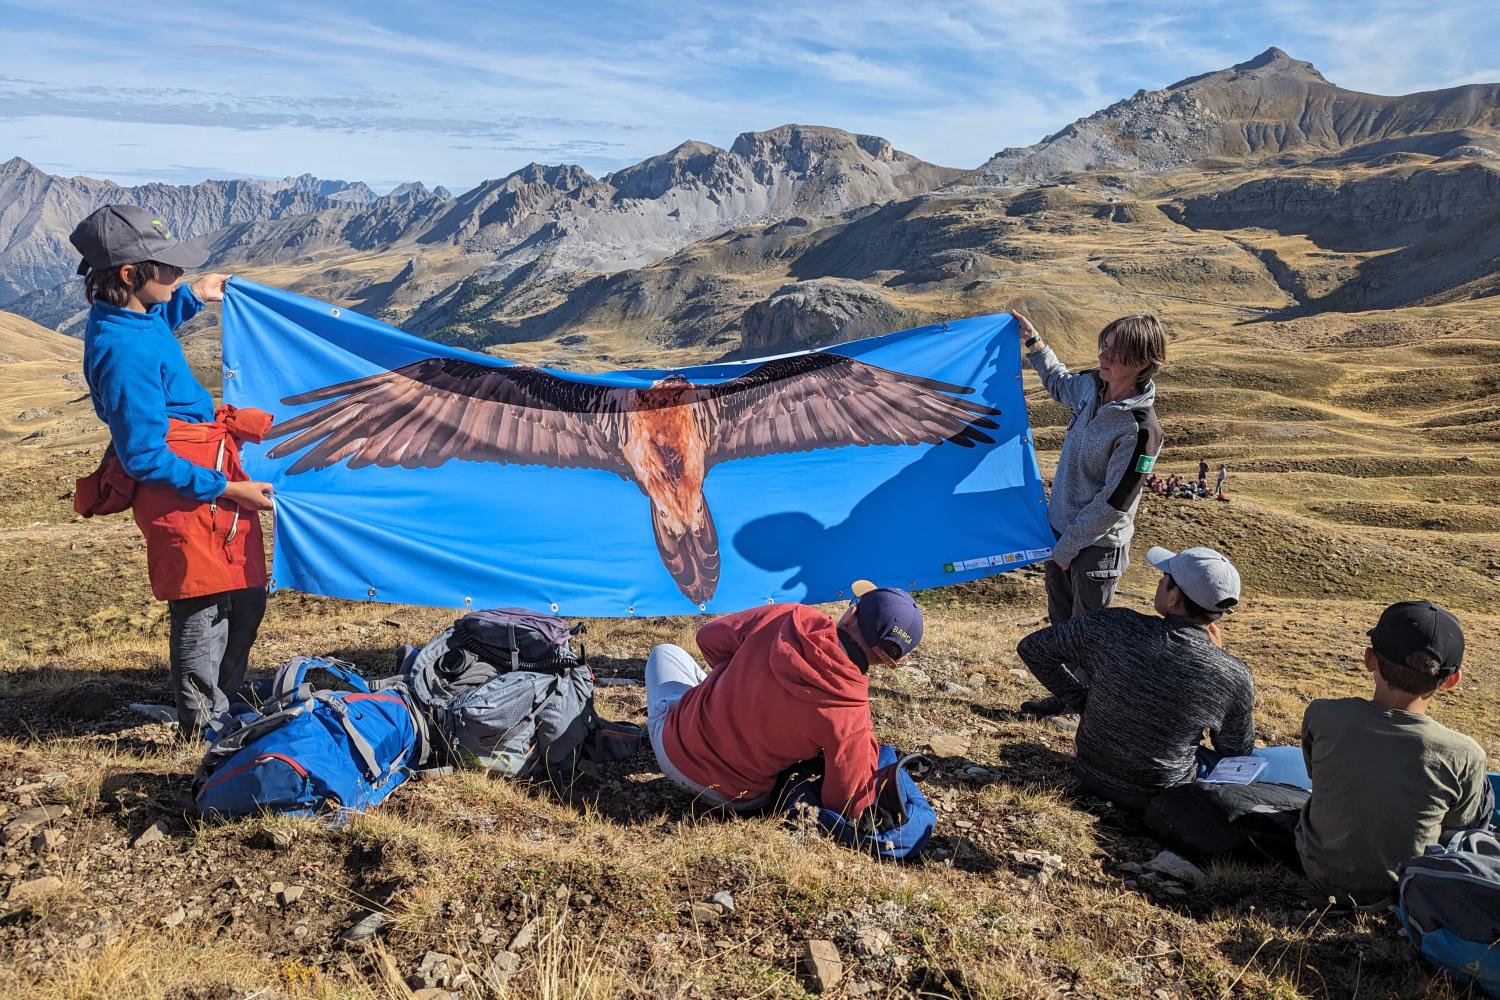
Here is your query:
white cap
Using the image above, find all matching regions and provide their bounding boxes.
[1146,546,1241,610]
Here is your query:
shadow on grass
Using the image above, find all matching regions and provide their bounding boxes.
[588,653,647,681]
[0,666,170,741]
[1209,907,1440,999]
[99,768,196,840]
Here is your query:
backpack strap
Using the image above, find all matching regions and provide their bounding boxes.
[309,691,384,781]
[1445,829,1500,856]
[272,656,371,703]
[369,676,446,776]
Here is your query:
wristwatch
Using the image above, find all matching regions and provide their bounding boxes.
[1024,334,1040,349]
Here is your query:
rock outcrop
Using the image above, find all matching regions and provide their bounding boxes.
[1173,160,1500,229]
[738,279,909,355]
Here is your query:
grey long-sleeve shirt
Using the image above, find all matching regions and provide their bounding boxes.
[1017,608,1255,808]
[1027,346,1162,565]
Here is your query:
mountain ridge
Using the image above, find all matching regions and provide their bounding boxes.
[0,158,443,306]
[976,47,1500,186]
[5,48,1500,356]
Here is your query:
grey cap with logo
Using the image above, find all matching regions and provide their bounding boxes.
[1145,546,1242,611]
[69,204,207,276]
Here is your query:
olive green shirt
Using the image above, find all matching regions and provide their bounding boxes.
[1296,697,1489,903]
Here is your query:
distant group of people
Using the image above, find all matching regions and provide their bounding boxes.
[1147,460,1228,501]
[70,202,1490,915]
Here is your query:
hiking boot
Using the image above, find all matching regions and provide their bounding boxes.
[1017,693,1084,720]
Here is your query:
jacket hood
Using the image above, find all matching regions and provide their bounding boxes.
[766,606,870,708]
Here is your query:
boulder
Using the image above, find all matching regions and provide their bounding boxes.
[739,280,908,355]
[802,939,843,993]
[7,875,62,903]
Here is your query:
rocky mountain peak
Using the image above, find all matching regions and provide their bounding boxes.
[978,47,1500,186]
[1167,46,1329,89]
[1,156,42,179]
[729,124,893,167]
[383,181,453,206]
[1230,46,1327,81]
[501,162,598,192]
[607,141,728,200]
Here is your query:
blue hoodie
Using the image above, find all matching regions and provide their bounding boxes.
[82,285,226,502]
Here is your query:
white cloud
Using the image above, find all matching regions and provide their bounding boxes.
[1,0,1495,189]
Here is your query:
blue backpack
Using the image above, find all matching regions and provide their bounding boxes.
[195,657,428,821]
[781,745,936,860]
[1396,829,1500,997]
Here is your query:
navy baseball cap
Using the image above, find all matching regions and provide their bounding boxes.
[69,204,207,276]
[850,580,923,660]
[1369,600,1465,677]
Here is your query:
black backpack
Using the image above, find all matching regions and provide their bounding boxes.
[1144,780,1309,862]
[448,608,586,672]
[398,609,639,781]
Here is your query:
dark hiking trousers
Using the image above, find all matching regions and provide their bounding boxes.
[1044,544,1127,625]
[168,586,266,736]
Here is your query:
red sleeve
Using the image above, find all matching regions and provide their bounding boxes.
[694,607,770,670]
[818,713,880,818]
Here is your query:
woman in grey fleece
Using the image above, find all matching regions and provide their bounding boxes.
[1012,312,1165,629]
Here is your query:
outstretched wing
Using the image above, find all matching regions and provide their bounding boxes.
[695,353,1001,466]
[265,357,632,476]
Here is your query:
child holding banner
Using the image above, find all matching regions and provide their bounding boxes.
[71,205,274,738]
[1011,310,1165,716]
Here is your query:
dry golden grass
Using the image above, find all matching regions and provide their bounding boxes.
[2,164,1499,998]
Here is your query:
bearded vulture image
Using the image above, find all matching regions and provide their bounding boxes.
[265,352,1001,604]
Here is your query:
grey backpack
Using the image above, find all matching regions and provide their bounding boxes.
[403,611,596,780]
[1396,829,1500,997]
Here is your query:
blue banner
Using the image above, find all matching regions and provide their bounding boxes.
[222,279,1053,616]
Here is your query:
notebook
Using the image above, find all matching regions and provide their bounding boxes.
[1202,756,1267,784]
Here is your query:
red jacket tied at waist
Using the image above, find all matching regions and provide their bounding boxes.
[662,604,880,816]
[78,405,274,601]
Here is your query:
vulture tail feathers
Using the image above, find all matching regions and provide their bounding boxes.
[648,497,721,605]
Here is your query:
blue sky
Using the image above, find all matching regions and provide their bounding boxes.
[2,0,1497,193]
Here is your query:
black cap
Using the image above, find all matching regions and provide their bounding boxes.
[69,204,207,276]
[850,580,924,661]
[1369,600,1465,677]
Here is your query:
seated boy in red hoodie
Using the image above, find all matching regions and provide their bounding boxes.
[646,581,923,817]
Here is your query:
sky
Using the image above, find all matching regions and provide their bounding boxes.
[2,0,1498,194]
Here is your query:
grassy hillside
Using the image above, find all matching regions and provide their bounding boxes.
[0,169,1497,1000]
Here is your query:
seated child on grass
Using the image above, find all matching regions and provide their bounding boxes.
[1296,601,1492,906]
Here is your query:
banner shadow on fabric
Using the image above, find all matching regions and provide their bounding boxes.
[221,279,1053,616]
